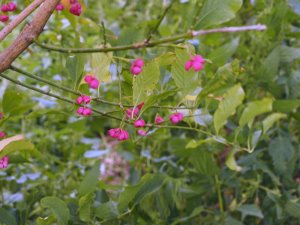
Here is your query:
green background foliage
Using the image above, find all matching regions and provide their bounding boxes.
[0,0,300,224]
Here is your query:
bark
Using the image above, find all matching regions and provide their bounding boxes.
[0,0,60,73]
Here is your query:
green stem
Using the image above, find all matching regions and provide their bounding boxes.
[215,175,225,225]
[10,65,196,110]
[33,24,266,54]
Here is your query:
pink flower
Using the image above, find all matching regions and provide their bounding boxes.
[155,115,164,124]
[0,156,8,169]
[108,128,120,138]
[89,79,99,89]
[137,130,147,136]
[84,74,100,89]
[84,75,94,83]
[7,2,16,11]
[130,58,144,76]
[69,2,81,16]
[1,4,9,12]
[185,54,205,72]
[170,112,184,124]
[76,95,91,104]
[55,3,64,11]
[126,107,139,119]
[76,107,84,115]
[0,15,9,22]
[82,108,92,116]
[134,119,145,128]
[117,129,129,141]
[0,131,6,139]
[108,128,129,141]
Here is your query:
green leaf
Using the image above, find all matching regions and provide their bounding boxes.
[40,197,70,225]
[197,0,242,28]
[171,47,198,95]
[225,216,244,225]
[214,84,245,134]
[208,38,240,66]
[66,55,85,89]
[171,206,204,225]
[133,60,160,103]
[118,174,166,212]
[2,86,24,116]
[280,46,300,62]
[273,100,300,112]
[256,47,280,82]
[36,215,56,225]
[91,51,112,82]
[79,162,100,196]
[79,193,95,222]
[262,113,287,134]
[0,208,17,225]
[268,137,294,175]
[226,148,242,171]
[190,149,219,176]
[94,201,119,220]
[185,138,214,149]
[0,140,35,158]
[285,201,300,219]
[239,98,273,128]
[237,204,264,219]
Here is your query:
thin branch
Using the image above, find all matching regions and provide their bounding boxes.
[0,0,45,41]
[144,2,173,43]
[11,65,197,110]
[34,24,267,54]
[0,0,60,74]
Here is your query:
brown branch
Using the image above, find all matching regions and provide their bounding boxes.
[0,0,60,74]
[0,0,46,42]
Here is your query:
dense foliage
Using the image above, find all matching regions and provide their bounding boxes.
[1,0,300,224]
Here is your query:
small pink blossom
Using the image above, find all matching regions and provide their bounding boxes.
[137,102,144,110]
[134,119,145,128]
[0,156,8,169]
[76,107,84,115]
[0,15,9,22]
[0,131,6,138]
[76,95,91,105]
[84,75,94,83]
[108,128,129,141]
[126,107,139,119]
[7,2,16,11]
[89,79,99,89]
[0,4,9,12]
[82,108,92,116]
[185,54,205,72]
[155,115,164,124]
[170,112,184,124]
[130,58,144,76]
[137,130,147,136]
[55,3,64,11]
[69,2,81,16]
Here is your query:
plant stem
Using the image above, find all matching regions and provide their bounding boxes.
[34,24,267,54]
[0,0,46,41]
[215,175,225,225]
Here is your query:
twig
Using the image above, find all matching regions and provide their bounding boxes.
[101,21,107,47]
[34,24,267,54]
[0,0,46,41]
[0,0,60,73]
[144,3,173,44]
[10,65,197,110]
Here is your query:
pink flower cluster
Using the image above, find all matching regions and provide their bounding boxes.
[185,55,205,72]
[0,2,16,23]
[76,95,91,104]
[0,156,9,169]
[84,74,100,89]
[0,131,5,138]
[56,0,82,16]
[130,58,144,76]
[108,128,129,141]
